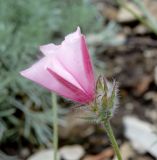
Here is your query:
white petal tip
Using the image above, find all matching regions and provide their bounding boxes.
[77,26,81,34]
[20,70,27,78]
[20,71,24,76]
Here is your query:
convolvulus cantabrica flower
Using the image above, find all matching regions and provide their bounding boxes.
[20,27,95,104]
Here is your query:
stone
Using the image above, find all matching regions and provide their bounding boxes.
[59,145,85,160]
[134,25,148,34]
[27,149,59,160]
[120,142,135,160]
[123,116,157,158]
[117,2,142,22]
[133,75,152,96]
[113,143,135,160]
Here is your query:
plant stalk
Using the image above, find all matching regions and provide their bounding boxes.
[52,94,58,160]
[116,0,157,35]
[104,119,122,160]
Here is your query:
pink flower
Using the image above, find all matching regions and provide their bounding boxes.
[20,27,95,104]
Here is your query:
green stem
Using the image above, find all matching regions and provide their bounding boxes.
[104,119,122,160]
[52,94,58,160]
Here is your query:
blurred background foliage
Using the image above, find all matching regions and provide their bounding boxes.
[0,0,105,146]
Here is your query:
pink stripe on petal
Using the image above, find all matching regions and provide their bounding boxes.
[47,67,91,104]
[81,36,95,91]
[55,57,89,95]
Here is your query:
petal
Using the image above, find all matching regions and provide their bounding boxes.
[39,44,60,56]
[39,27,95,98]
[64,26,81,43]
[39,27,81,56]
[55,29,95,98]
[22,27,95,104]
[20,57,89,103]
[47,67,91,103]
[47,56,84,91]
[81,35,95,92]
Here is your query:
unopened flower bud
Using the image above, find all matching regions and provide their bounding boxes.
[92,76,119,120]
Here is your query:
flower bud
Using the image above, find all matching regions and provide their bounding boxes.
[92,76,119,120]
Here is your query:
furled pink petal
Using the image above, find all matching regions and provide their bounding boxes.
[47,67,91,103]
[64,26,81,42]
[39,44,60,56]
[40,27,95,96]
[57,27,95,97]
[20,56,90,103]
[20,27,95,104]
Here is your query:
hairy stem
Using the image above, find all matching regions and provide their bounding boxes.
[104,119,122,160]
